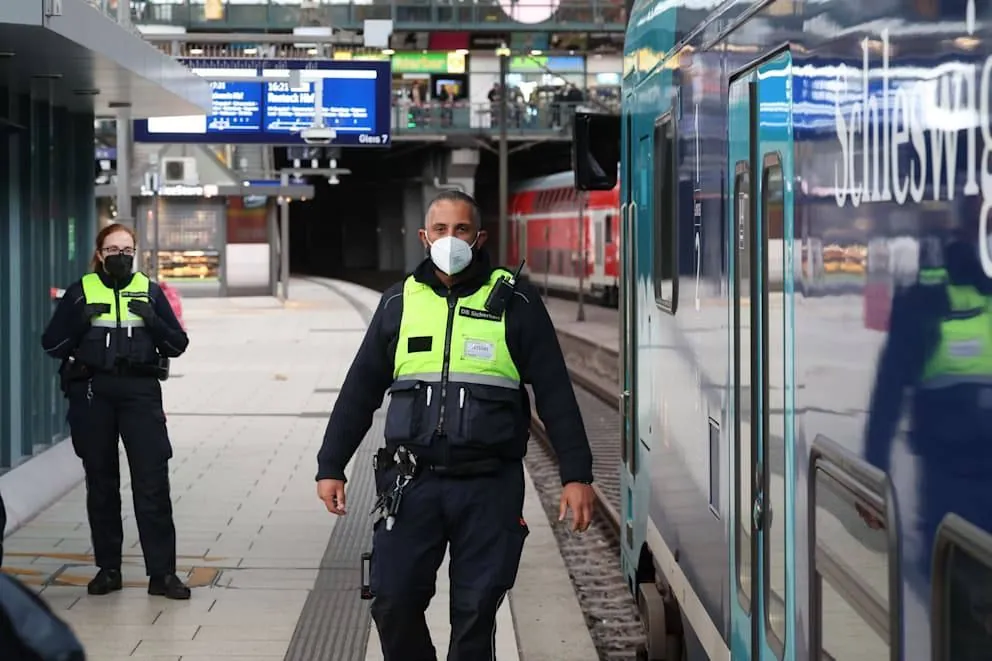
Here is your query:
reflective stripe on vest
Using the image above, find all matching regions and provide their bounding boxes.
[919,283,992,390]
[81,272,151,328]
[918,267,948,286]
[393,269,521,391]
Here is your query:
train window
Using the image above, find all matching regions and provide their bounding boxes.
[605,214,614,244]
[932,514,992,661]
[594,220,605,267]
[653,113,678,312]
[810,436,898,661]
[762,154,787,651]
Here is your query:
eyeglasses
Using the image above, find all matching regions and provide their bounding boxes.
[101,246,135,256]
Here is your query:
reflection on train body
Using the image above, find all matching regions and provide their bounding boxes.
[594,0,992,660]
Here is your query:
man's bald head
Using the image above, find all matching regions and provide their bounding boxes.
[424,190,482,231]
[421,190,487,251]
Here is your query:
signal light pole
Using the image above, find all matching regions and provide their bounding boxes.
[576,191,586,322]
[497,44,510,268]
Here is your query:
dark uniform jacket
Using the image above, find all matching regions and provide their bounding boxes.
[41,272,188,365]
[317,250,594,486]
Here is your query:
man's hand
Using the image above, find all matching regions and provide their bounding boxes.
[559,482,595,532]
[318,479,347,516]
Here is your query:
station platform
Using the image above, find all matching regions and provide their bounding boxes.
[0,277,597,661]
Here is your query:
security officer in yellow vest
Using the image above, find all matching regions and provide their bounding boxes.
[316,190,595,661]
[41,223,191,600]
[864,206,992,606]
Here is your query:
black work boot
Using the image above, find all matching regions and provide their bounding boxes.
[148,573,191,600]
[87,568,123,596]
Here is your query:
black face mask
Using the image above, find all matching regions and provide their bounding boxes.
[103,254,134,281]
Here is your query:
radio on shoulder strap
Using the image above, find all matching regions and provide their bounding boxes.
[484,260,526,317]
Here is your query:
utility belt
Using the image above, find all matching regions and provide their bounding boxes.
[369,445,506,532]
[372,446,504,481]
[60,357,169,391]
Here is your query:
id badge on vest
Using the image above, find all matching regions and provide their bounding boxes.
[463,338,495,362]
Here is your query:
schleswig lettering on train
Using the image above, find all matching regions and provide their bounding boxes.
[832,26,992,276]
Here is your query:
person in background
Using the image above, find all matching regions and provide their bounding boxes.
[488,82,503,128]
[40,223,191,600]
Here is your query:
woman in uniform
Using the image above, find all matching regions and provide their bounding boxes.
[41,223,191,600]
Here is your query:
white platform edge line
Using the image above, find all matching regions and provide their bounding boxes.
[510,463,599,661]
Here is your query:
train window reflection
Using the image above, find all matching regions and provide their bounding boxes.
[813,466,891,661]
[945,547,992,660]
[932,515,992,661]
[762,156,787,650]
[652,113,677,311]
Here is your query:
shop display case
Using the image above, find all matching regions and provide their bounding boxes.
[148,250,221,281]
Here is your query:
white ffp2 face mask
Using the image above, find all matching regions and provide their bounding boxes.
[429,236,475,276]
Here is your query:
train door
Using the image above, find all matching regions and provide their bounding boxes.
[620,99,638,548]
[727,50,795,661]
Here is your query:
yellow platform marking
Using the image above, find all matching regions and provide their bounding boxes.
[4,552,227,562]
[3,566,219,589]
[1,552,226,589]
[2,567,45,577]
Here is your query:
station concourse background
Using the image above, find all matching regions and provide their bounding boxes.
[281,140,573,285]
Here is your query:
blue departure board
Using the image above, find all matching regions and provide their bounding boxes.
[263,71,378,137]
[206,81,262,132]
[133,60,391,148]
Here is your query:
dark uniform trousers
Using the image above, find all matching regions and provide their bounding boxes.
[66,373,177,576]
[370,460,530,661]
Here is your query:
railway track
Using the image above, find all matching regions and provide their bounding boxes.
[525,327,648,661]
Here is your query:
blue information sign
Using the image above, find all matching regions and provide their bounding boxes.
[133,60,391,148]
[207,81,262,132]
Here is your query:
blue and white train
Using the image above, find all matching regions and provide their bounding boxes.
[574,0,992,659]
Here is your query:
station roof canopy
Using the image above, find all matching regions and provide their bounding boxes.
[0,0,211,118]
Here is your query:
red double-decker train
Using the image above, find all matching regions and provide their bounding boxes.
[507,170,621,306]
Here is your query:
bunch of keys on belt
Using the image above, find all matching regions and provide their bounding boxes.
[370,447,418,531]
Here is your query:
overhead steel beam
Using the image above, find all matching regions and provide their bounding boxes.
[189,74,329,83]
[281,167,352,176]
[142,32,360,44]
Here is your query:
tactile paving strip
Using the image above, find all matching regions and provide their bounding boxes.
[284,280,381,661]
